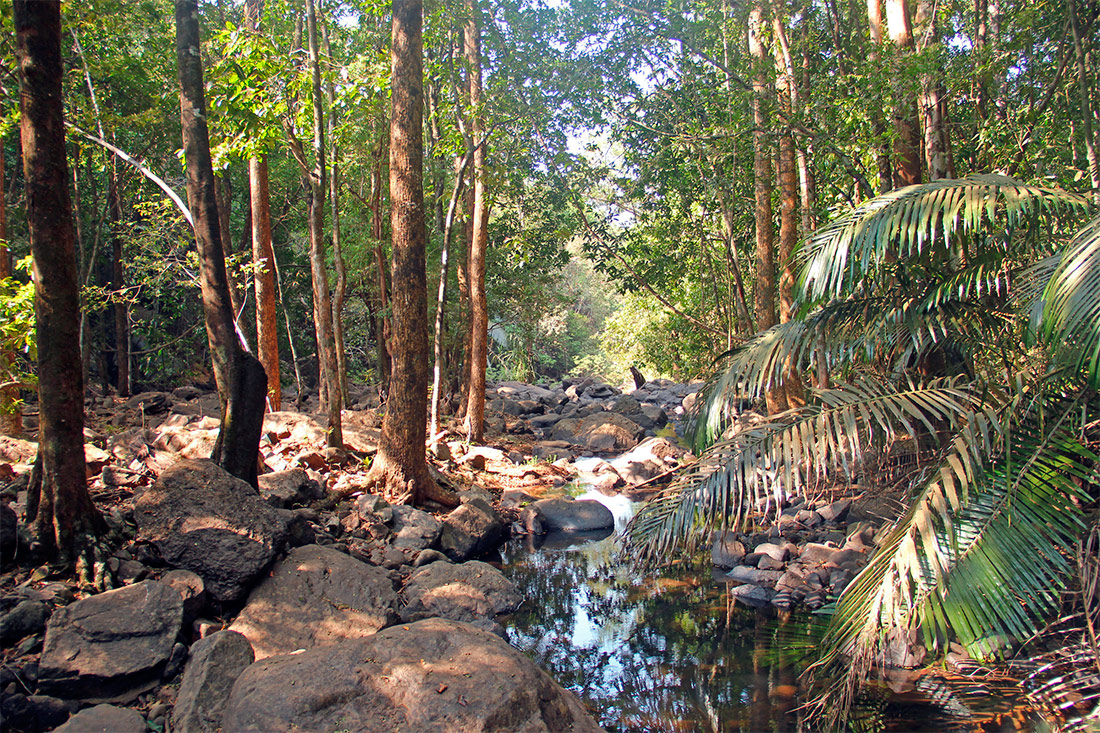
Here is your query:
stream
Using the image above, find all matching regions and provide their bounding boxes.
[498,489,1039,732]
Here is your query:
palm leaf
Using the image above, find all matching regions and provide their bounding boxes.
[627,378,990,563]
[1037,215,1100,387]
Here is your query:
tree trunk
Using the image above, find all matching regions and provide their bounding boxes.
[1068,0,1100,200]
[249,156,280,411]
[305,0,342,447]
[431,153,469,440]
[322,18,349,406]
[367,0,456,508]
[749,4,783,414]
[107,175,130,398]
[915,0,949,180]
[370,134,392,394]
[0,134,22,436]
[215,173,242,316]
[176,0,267,486]
[462,0,489,443]
[868,0,894,193]
[886,0,922,187]
[16,0,103,578]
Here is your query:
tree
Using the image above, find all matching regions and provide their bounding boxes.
[16,0,104,578]
[366,0,457,507]
[176,0,268,486]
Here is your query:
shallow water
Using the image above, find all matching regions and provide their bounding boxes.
[498,490,1039,732]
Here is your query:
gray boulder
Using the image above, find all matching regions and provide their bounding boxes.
[172,630,255,733]
[711,532,746,569]
[522,497,614,533]
[53,704,146,733]
[257,468,324,508]
[229,545,399,660]
[223,618,600,733]
[0,599,48,642]
[38,581,183,703]
[1,502,18,560]
[438,499,504,561]
[390,504,444,551]
[133,459,288,602]
[401,560,521,625]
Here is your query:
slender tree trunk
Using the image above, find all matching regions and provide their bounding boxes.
[868,0,894,193]
[0,135,22,436]
[370,134,392,394]
[886,0,923,187]
[1068,0,1100,200]
[322,19,349,406]
[749,4,783,414]
[107,175,130,397]
[431,153,469,440]
[215,173,243,316]
[16,0,103,578]
[455,184,473,420]
[305,0,342,447]
[367,0,457,508]
[176,0,267,486]
[915,0,949,180]
[462,0,489,443]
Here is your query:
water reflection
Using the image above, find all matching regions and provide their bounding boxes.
[499,491,1039,732]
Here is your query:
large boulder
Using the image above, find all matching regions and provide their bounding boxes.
[37,581,183,703]
[229,545,399,660]
[172,630,255,733]
[133,459,288,602]
[256,468,324,508]
[223,618,600,732]
[551,412,644,452]
[438,499,504,561]
[400,560,521,625]
[0,435,36,464]
[522,497,614,533]
[390,504,443,552]
[53,704,146,733]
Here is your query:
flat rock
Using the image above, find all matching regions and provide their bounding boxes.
[401,560,521,624]
[53,704,146,733]
[223,618,600,733]
[257,468,324,508]
[172,630,255,733]
[133,459,288,602]
[230,545,399,660]
[523,497,614,532]
[726,566,784,586]
[38,581,183,703]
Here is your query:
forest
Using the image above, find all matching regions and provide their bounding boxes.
[0,0,1098,730]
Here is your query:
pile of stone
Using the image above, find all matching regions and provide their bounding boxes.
[712,497,886,610]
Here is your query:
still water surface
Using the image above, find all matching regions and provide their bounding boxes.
[498,490,1037,732]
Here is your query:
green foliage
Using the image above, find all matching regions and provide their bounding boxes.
[0,256,38,410]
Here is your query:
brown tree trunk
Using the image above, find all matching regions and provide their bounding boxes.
[1068,0,1100,200]
[915,0,949,180]
[868,0,894,193]
[215,173,242,316]
[886,0,923,187]
[107,175,130,397]
[305,0,342,447]
[322,20,350,406]
[370,134,392,394]
[462,0,489,443]
[16,0,104,577]
[366,0,456,508]
[749,4,783,414]
[431,153,469,440]
[176,0,267,486]
[0,134,22,436]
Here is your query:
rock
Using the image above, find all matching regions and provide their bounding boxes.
[53,704,146,733]
[500,489,537,508]
[262,411,326,444]
[0,503,18,559]
[438,499,504,561]
[229,545,399,660]
[726,566,784,586]
[0,599,48,642]
[100,465,142,487]
[522,497,614,533]
[390,505,443,552]
[164,642,189,680]
[817,498,852,523]
[710,532,746,569]
[0,691,35,731]
[730,583,775,606]
[552,413,645,451]
[125,391,172,415]
[276,508,317,548]
[401,560,522,624]
[38,581,183,703]
[160,570,206,623]
[758,555,785,571]
[133,459,288,602]
[753,542,790,562]
[0,435,36,464]
[223,618,600,733]
[257,469,324,508]
[27,694,78,729]
[413,549,450,567]
[172,631,255,733]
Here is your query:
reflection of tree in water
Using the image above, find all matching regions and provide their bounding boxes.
[501,535,812,732]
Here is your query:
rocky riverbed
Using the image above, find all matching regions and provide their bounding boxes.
[0,377,903,731]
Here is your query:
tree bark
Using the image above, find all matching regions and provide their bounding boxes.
[322,20,350,406]
[305,0,342,447]
[431,153,469,440]
[367,0,457,508]
[749,4,783,414]
[16,0,103,577]
[868,0,894,193]
[370,134,392,394]
[462,0,489,443]
[915,0,949,180]
[176,0,267,486]
[886,0,923,187]
[1068,0,1100,200]
[215,173,242,316]
[107,175,130,398]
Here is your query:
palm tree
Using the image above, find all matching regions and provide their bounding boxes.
[625,175,1100,725]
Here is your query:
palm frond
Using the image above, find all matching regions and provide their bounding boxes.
[1038,215,1100,387]
[808,389,1092,725]
[627,378,990,563]
[798,175,1087,305]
